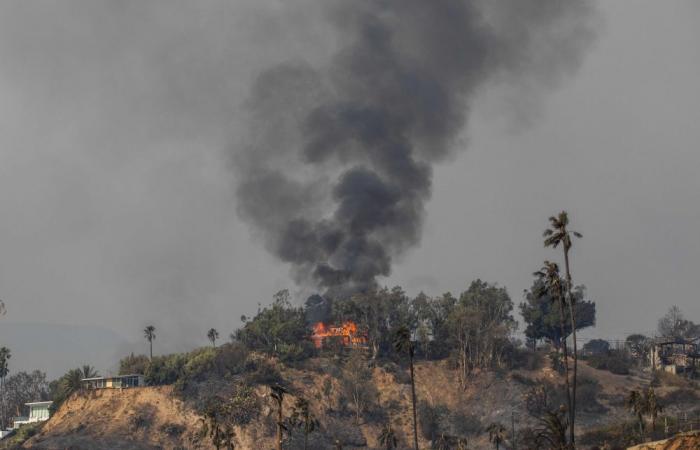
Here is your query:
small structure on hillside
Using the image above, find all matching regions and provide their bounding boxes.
[82,374,145,389]
[649,337,700,375]
[12,401,53,429]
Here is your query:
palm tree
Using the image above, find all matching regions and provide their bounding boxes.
[378,423,398,450]
[0,347,10,429]
[270,384,288,450]
[208,328,220,347]
[144,325,156,360]
[80,365,98,379]
[393,325,419,450]
[487,423,507,450]
[534,261,572,438]
[289,397,319,450]
[544,210,582,445]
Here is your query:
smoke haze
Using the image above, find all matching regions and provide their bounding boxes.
[235,0,597,294]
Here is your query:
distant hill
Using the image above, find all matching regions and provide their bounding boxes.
[0,322,131,379]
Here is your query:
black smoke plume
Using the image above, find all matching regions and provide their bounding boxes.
[235,0,597,296]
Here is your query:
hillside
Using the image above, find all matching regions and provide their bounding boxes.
[14,355,695,450]
[627,431,700,450]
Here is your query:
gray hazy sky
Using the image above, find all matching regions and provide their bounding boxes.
[1,0,699,372]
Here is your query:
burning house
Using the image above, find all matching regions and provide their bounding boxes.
[311,321,368,349]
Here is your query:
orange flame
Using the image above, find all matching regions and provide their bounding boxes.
[311,321,367,349]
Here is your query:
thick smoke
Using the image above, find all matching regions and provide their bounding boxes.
[235,0,597,296]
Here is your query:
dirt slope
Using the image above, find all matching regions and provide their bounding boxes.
[23,385,210,450]
[627,431,700,450]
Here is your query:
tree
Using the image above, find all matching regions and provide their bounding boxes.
[645,387,662,434]
[487,423,507,450]
[119,353,150,375]
[270,384,288,450]
[236,290,311,361]
[543,211,582,447]
[144,325,156,360]
[657,306,700,339]
[378,423,398,450]
[626,390,646,437]
[208,328,220,347]
[80,365,98,379]
[340,351,375,425]
[583,339,610,356]
[288,397,319,450]
[520,281,595,349]
[0,347,10,429]
[447,280,517,386]
[625,334,651,363]
[394,325,419,450]
[5,371,49,419]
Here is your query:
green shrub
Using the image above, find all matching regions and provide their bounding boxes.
[160,423,186,437]
[119,353,150,375]
[577,377,607,413]
[417,401,448,442]
[144,353,188,386]
[213,342,249,376]
[587,350,632,375]
[183,347,217,382]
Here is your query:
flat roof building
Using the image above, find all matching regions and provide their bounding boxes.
[12,401,53,429]
[82,374,145,389]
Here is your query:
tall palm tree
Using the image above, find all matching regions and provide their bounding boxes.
[289,397,319,450]
[208,328,220,347]
[487,423,507,450]
[534,261,572,439]
[393,325,419,450]
[544,210,582,445]
[270,384,288,450]
[378,423,398,450]
[0,347,10,429]
[144,325,156,360]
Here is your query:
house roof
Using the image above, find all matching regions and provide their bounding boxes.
[652,336,699,346]
[25,401,52,406]
[81,374,144,382]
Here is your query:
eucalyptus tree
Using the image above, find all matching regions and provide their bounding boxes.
[144,325,156,360]
[543,211,582,445]
[394,325,418,450]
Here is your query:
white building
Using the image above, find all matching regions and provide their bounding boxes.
[12,401,53,428]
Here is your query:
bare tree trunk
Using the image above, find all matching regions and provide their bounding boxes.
[409,354,419,450]
[564,250,577,448]
[556,294,573,448]
[277,398,283,450]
